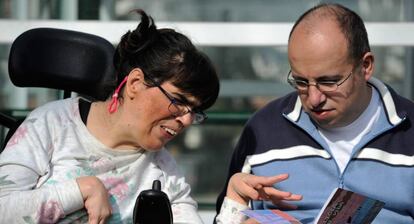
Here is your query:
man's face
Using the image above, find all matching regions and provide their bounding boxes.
[287,20,372,129]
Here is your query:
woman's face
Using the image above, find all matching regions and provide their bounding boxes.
[121,72,198,151]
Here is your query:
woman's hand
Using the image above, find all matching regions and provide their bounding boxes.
[226,173,302,209]
[76,176,112,224]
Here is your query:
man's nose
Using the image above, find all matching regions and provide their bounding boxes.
[307,85,326,107]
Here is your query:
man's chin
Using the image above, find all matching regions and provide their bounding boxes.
[311,117,337,130]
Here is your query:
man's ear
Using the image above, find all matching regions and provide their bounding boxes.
[125,68,145,98]
[361,52,374,81]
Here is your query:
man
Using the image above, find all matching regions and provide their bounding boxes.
[216,3,414,223]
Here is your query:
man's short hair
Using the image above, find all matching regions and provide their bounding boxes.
[289,3,371,64]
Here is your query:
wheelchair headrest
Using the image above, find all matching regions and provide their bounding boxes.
[8,28,117,101]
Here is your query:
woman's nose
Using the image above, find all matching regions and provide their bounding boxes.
[175,112,194,127]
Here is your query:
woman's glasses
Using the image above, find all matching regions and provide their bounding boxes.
[145,75,207,124]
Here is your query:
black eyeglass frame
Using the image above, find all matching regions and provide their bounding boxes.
[144,74,207,125]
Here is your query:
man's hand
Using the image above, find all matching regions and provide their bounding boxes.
[226,173,303,209]
[76,176,112,224]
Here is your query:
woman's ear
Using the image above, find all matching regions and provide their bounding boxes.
[125,68,145,98]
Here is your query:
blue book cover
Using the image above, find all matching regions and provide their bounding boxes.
[242,209,302,224]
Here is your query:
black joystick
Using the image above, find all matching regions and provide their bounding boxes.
[133,180,173,224]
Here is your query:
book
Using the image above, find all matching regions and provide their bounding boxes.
[315,188,385,224]
[242,188,384,224]
[242,209,302,224]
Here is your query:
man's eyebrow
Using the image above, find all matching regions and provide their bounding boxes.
[292,73,343,80]
[316,74,343,80]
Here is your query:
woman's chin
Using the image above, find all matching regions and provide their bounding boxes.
[144,147,163,152]
[142,142,165,152]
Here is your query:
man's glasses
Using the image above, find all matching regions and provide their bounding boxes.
[145,75,207,124]
[287,70,353,92]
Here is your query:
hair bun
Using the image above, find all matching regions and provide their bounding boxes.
[114,9,158,73]
[126,9,158,54]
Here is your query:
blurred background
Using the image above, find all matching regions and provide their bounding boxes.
[1,0,414,222]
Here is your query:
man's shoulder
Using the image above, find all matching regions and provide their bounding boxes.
[391,90,414,108]
[250,92,297,119]
[384,84,414,116]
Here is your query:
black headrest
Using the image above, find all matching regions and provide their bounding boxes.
[8,28,117,101]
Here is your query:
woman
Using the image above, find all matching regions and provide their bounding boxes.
[0,9,218,223]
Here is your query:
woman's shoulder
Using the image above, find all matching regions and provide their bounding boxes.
[27,97,79,119]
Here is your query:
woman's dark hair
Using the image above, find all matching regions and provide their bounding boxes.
[289,3,370,65]
[113,9,219,111]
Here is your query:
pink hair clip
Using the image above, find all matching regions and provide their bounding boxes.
[108,76,128,113]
